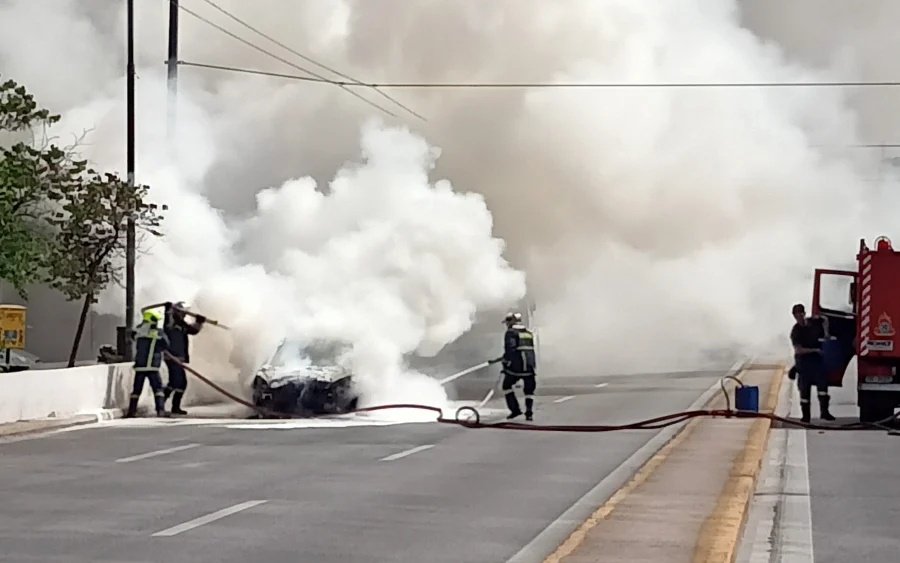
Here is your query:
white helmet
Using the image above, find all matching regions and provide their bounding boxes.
[503,312,522,325]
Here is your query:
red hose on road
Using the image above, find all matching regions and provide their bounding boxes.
[166,353,897,433]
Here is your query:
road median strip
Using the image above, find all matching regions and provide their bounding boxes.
[543,411,705,563]
[692,364,786,563]
[541,362,753,563]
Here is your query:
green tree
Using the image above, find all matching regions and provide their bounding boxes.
[1,76,167,365]
[46,172,165,367]
[0,77,84,298]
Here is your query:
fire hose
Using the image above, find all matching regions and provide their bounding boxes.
[162,353,900,434]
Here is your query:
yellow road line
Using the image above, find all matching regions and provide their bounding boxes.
[692,364,786,563]
[542,368,749,563]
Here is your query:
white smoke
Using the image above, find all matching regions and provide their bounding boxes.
[2,0,899,389]
[58,69,527,408]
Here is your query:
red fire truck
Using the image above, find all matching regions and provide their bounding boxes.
[811,235,900,422]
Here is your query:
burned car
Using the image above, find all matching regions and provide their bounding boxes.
[250,339,360,417]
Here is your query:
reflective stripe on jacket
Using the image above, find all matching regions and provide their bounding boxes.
[502,324,537,376]
[134,321,169,372]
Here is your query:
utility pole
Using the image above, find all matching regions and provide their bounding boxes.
[124,0,136,360]
[166,0,179,140]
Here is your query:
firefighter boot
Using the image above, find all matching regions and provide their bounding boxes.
[800,401,811,423]
[171,391,188,416]
[819,394,836,421]
[154,392,169,418]
[163,386,173,401]
[505,392,522,419]
[525,398,534,421]
[124,396,139,418]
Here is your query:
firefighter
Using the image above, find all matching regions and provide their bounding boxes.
[125,310,169,418]
[790,303,835,422]
[162,301,206,416]
[500,311,537,420]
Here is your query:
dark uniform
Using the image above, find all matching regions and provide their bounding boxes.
[501,313,537,420]
[125,311,169,418]
[162,302,205,415]
[790,314,834,422]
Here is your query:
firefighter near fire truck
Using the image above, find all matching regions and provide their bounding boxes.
[806,235,900,424]
[789,303,835,423]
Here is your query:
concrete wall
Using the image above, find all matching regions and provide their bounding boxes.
[0,363,142,423]
[0,361,242,424]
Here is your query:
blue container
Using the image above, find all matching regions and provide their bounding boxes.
[822,338,844,373]
[735,385,760,412]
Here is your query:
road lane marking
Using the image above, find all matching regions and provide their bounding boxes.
[380,444,434,461]
[115,443,201,464]
[595,383,609,388]
[553,396,576,404]
[152,500,267,537]
[781,426,815,562]
[785,382,815,562]
[737,375,814,563]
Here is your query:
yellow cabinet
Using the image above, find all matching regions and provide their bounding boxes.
[0,305,27,350]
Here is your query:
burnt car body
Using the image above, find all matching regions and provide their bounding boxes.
[250,339,360,417]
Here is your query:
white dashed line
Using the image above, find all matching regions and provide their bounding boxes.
[152,500,268,537]
[115,443,201,464]
[380,444,434,461]
[553,396,576,404]
[595,383,609,388]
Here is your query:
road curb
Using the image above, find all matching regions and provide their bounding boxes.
[0,408,123,439]
[692,363,787,563]
[86,408,124,422]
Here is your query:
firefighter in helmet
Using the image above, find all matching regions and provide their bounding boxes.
[125,309,169,418]
[500,311,537,420]
[162,301,206,415]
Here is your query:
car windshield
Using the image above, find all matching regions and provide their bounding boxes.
[268,339,348,369]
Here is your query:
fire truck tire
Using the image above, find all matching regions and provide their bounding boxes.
[859,391,895,423]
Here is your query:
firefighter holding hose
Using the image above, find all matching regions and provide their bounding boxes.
[500,311,538,420]
[162,301,206,416]
[125,310,169,418]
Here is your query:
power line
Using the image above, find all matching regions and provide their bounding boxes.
[175,1,399,118]
[176,61,900,89]
[180,61,329,83]
[195,0,425,122]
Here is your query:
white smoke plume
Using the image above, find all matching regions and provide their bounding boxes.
[1,0,899,392]
[71,74,527,407]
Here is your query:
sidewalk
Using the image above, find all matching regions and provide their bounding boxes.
[0,408,122,439]
[547,364,784,563]
[0,401,256,439]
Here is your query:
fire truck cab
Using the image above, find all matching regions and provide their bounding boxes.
[811,235,900,423]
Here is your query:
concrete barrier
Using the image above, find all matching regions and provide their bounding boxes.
[0,363,143,424]
[0,360,245,425]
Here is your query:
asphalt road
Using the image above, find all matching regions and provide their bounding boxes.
[738,367,900,563]
[0,367,737,563]
[806,382,900,563]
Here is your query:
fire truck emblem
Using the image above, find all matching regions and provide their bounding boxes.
[875,313,896,336]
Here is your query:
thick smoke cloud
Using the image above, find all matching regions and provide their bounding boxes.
[1,0,898,388]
